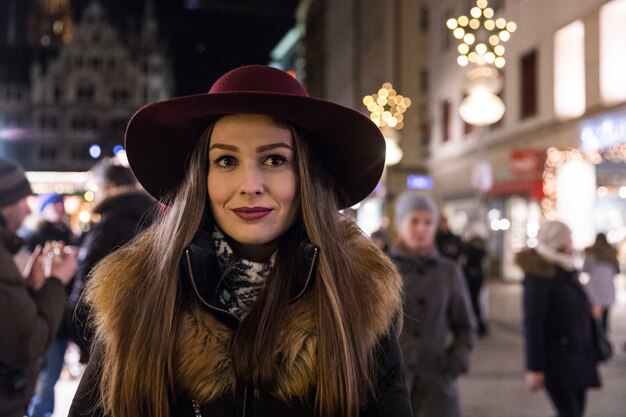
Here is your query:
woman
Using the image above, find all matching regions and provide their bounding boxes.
[517,221,600,417]
[390,192,475,417]
[582,233,619,332]
[69,65,410,417]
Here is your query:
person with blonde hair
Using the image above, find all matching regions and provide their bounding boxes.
[69,65,411,417]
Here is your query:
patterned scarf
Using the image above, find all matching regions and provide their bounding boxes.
[212,227,275,318]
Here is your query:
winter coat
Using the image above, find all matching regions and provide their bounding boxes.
[389,246,476,378]
[69,221,412,417]
[463,237,487,290]
[68,189,156,355]
[0,222,66,417]
[582,252,618,308]
[517,249,600,390]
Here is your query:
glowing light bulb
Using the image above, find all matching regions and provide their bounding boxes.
[447,18,458,29]
[496,18,507,29]
[458,43,470,54]
[506,21,517,32]
[476,43,487,54]
[483,7,494,18]
[499,30,510,41]
[454,27,465,39]
[464,33,476,44]
[494,45,505,56]
[495,57,506,68]
[470,7,482,18]
[458,16,469,26]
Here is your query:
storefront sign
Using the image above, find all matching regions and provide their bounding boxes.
[407,175,433,190]
[509,149,545,174]
[579,109,626,150]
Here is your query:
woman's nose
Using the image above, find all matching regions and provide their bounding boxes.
[238,165,264,196]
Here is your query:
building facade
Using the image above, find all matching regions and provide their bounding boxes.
[428,0,626,278]
[0,0,173,172]
[296,0,431,234]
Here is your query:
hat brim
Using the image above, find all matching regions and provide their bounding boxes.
[125,92,386,208]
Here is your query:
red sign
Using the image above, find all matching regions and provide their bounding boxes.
[510,150,545,174]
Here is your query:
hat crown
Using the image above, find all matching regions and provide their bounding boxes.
[208,65,309,97]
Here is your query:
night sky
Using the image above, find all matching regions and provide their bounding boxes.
[87,0,300,95]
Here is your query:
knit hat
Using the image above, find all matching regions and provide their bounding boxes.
[537,221,571,252]
[535,220,575,270]
[38,193,64,213]
[394,192,438,229]
[0,159,32,207]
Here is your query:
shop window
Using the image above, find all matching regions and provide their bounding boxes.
[441,100,451,142]
[554,21,585,120]
[520,50,538,119]
[600,0,626,104]
[88,57,102,70]
[77,84,95,103]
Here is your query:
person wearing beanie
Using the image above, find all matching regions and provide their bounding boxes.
[25,193,78,417]
[389,191,475,417]
[0,158,77,417]
[516,221,601,417]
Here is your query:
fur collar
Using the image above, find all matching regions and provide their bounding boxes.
[90,220,402,405]
[515,249,556,279]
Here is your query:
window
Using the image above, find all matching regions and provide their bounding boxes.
[88,57,102,70]
[441,9,451,50]
[420,7,429,32]
[554,21,585,119]
[54,86,62,102]
[71,117,98,130]
[111,89,129,104]
[39,115,58,129]
[520,50,538,118]
[39,145,58,161]
[441,100,451,142]
[77,84,95,103]
[600,0,626,104]
[420,70,429,94]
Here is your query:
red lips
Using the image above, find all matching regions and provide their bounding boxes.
[231,206,273,221]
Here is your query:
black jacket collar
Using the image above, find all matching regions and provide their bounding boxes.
[181,217,319,328]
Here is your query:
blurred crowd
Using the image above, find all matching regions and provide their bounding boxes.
[0,156,622,417]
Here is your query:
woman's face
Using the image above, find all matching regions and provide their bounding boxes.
[207,114,298,247]
[398,210,436,253]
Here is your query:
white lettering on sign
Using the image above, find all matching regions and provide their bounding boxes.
[580,113,626,151]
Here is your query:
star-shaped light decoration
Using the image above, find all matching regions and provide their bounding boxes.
[446,0,516,68]
[362,82,411,130]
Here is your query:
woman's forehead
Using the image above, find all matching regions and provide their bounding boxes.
[210,114,293,146]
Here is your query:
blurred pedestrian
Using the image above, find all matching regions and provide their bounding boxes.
[68,158,157,362]
[371,229,389,253]
[582,233,619,333]
[390,192,475,417]
[517,221,601,417]
[436,213,465,264]
[27,194,79,417]
[463,223,489,337]
[69,65,410,417]
[0,158,77,417]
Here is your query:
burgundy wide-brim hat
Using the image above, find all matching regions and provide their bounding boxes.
[125,65,385,208]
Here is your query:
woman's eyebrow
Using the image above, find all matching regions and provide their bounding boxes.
[209,143,238,151]
[256,143,293,153]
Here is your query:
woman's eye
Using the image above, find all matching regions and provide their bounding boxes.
[264,154,288,167]
[213,156,237,168]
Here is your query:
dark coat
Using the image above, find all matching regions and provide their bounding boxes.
[69,221,412,417]
[0,222,66,417]
[390,246,475,378]
[68,189,156,355]
[517,249,600,390]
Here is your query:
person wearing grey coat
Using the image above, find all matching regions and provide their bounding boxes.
[390,192,476,417]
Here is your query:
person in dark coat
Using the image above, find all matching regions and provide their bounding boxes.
[517,221,601,417]
[69,158,157,361]
[69,66,411,417]
[0,159,77,417]
[462,224,489,337]
[436,214,465,263]
[26,193,80,417]
[390,192,475,417]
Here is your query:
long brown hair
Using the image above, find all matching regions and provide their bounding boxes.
[87,120,381,417]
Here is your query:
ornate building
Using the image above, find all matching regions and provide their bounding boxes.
[0,0,173,171]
